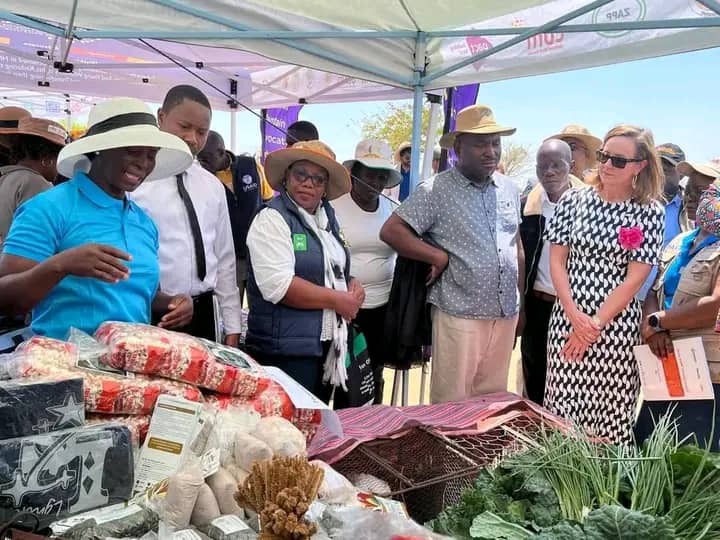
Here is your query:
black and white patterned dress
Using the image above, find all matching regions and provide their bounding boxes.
[543,187,664,444]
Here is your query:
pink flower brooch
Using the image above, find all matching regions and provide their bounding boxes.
[618,226,644,251]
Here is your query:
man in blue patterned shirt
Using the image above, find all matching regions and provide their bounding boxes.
[381,104,524,404]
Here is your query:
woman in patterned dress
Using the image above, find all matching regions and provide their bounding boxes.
[543,125,665,444]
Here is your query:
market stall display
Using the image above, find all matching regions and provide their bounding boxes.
[428,416,720,539]
[309,393,564,524]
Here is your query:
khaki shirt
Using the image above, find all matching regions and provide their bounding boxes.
[655,231,720,382]
[0,165,52,246]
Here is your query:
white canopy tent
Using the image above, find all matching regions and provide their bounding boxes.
[2,0,720,186]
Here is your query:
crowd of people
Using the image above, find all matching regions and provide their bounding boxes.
[1,84,719,449]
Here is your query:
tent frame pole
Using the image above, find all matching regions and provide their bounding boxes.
[421,95,442,181]
[698,0,720,15]
[409,33,427,193]
[70,18,720,41]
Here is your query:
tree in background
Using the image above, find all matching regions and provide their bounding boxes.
[500,140,533,178]
[359,103,443,158]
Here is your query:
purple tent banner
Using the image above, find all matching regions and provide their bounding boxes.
[261,105,302,163]
[446,84,479,167]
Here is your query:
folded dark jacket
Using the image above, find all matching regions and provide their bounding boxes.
[384,256,432,370]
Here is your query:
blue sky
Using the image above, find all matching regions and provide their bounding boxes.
[212,46,720,167]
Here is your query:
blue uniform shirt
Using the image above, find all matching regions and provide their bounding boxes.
[2,172,160,339]
[638,194,683,301]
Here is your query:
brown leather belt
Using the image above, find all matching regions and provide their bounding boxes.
[533,290,556,303]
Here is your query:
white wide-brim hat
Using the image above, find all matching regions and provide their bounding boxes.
[343,138,402,189]
[57,97,193,181]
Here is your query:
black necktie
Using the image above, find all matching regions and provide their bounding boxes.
[176,174,207,281]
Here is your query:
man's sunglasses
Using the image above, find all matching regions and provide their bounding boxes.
[596,150,644,169]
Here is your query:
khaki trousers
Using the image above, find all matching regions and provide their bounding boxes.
[430,308,518,404]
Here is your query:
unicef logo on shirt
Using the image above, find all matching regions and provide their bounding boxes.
[593,0,647,38]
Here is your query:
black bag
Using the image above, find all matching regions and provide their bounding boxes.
[333,324,375,409]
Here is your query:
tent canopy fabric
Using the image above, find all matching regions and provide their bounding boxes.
[1,0,720,110]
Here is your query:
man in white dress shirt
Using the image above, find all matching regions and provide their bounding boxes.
[131,85,242,344]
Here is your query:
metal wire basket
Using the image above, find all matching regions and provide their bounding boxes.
[331,415,538,524]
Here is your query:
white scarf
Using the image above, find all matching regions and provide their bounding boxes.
[295,201,349,390]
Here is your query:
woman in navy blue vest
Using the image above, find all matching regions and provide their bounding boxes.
[245,140,365,401]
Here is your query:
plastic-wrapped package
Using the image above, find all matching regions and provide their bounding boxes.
[251,417,306,458]
[206,468,244,516]
[232,432,272,472]
[86,414,151,446]
[309,461,357,505]
[0,337,77,379]
[0,424,134,522]
[225,464,249,485]
[190,484,221,528]
[203,515,257,540]
[348,473,392,497]
[95,322,270,397]
[1,336,202,415]
[320,507,451,540]
[52,503,158,539]
[205,382,322,441]
[212,407,260,468]
[160,462,205,530]
[0,377,84,439]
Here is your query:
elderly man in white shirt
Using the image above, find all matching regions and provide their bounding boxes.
[131,85,242,345]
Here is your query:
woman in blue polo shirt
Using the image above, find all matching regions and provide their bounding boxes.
[0,98,194,339]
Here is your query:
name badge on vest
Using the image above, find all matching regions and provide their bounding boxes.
[293,233,308,252]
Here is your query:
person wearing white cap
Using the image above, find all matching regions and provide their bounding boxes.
[381,104,523,404]
[0,97,194,340]
[332,139,402,403]
[131,85,242,344]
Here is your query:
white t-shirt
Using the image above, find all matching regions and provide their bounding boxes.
[533,192,557,296]
[331,193,397,308]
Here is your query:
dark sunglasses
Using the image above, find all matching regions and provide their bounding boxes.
[596,150,644,169]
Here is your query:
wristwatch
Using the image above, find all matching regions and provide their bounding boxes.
[648,312,663,332]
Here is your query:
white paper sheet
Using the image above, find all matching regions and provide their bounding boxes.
[635,337,714,401]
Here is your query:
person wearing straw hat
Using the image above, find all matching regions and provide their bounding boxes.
[677,157,720,232]
[0,106,32,167]
[131,85,243,345]
[0,97,194,340]
[0,117,68,244]
[380,104,524,404]
[546,124,602,181]
[332,138,401,403]
[245,140,364,400]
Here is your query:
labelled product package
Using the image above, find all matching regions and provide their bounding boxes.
[0,424,134,522]
[0,377,84,439]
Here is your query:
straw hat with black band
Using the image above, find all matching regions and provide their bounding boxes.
[264,140,351,200]
[439,104,516,148]
[57,97,193,181]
